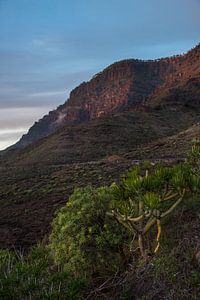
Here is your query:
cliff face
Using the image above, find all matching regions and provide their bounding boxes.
[66,60,173,117]
[9,44,200,149]
[145,44,200,106]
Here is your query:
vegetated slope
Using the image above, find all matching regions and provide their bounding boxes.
[2,108,200,167]
[6,43,200,150]
[124,122,200,160]
[0,115,200,249]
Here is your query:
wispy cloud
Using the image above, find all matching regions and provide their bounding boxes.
[29,90,67,98]
[0,107,54,130]
[32,39,46,47]
[0,128,27,135]
[0,129,27,150]
[0,106,54,149]
[31,38,61,53]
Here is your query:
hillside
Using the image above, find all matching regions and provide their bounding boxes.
[125,122,200,160]
[6,43,200,151]
[0,44,200,250]
[3,109,199,167]
[0,115,200,249]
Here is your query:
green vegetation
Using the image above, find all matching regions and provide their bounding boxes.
[0,142,200,299]
[153,254,179,283]
[187,139,200,175]
[0,246,87,299]
[109,158,200,260]
[49,186,130,279]
[0,111,200,251]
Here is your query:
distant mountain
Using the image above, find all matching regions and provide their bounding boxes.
[6,43,200,151]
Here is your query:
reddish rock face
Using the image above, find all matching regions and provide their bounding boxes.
[10,43,200,149]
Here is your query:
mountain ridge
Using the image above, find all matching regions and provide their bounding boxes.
[6,43,200,151]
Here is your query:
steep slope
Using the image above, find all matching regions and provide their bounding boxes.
[125,122,200,160]
[7,43,200,150]
[146,76,200,110]
[3,108,199,167]
[145,44,200,108]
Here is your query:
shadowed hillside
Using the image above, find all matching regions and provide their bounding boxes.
[0,111,199,249]
[2,109,200,167]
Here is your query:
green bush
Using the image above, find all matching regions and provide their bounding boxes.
[49,186,129,279]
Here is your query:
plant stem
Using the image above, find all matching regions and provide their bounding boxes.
[138,234,147,260]
[154,219,161,253]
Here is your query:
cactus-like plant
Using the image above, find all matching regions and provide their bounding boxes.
[108,146,200,260]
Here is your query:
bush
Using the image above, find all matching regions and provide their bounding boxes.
[49,186,129,279]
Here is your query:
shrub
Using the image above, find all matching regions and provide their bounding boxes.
[109,155,200,260]
[49,186,129,279]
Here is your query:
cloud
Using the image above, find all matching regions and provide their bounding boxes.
[0,58,94,109]
[0,106,55,149]
[29,90,67,98]
[0,137,22,150]
[0,129,26,150]
[0,127,26,150]
[0,107,53,130]
[32,39,46,47]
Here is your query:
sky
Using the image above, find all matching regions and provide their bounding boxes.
[0,0,200,150]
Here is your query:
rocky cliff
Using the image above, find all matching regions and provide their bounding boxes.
[8,43,200,150]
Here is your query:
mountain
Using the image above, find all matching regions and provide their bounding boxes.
[0,44,200,249]
[7,43,200,150]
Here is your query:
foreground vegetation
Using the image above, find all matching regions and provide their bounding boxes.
[1,142,200,299]
[0,246,87,299]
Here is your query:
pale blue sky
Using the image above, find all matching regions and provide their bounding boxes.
[0,0,200,149]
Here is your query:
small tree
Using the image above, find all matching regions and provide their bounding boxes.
[49,186,129,279]
[109,152,200,260]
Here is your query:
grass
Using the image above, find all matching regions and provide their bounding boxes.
[0,245,87,300]
[153,255,179,283]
